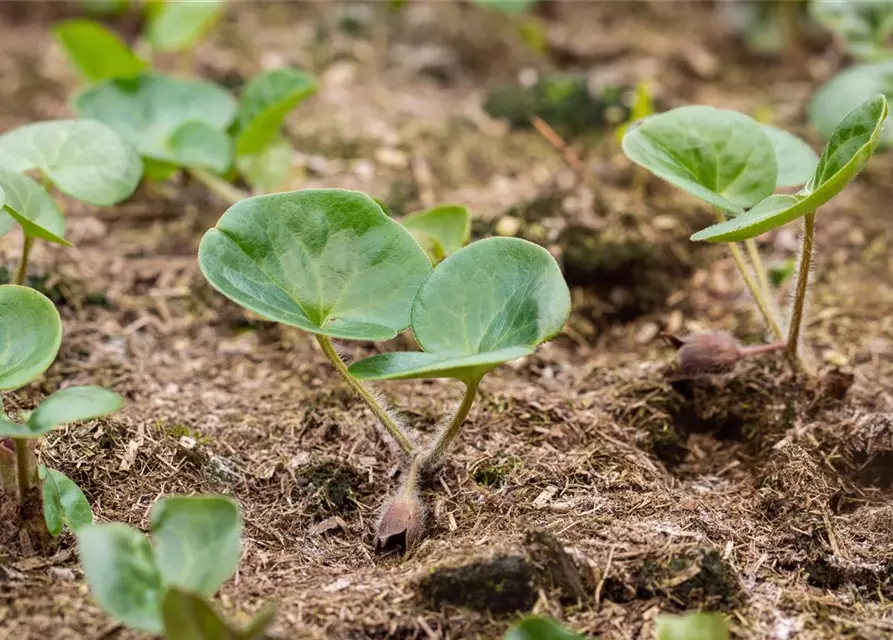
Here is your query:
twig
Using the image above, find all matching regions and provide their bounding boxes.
[530,116,587,184]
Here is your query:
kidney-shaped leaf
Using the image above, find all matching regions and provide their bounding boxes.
[401,205,471,262]
[78,523,165,634]
[236,67,317,155]
[146,0,223,53]
[150,495,242,597]
[74,73,236,170]
[504,616,588,640]
[169,121,233,174]
[655,612,729,640]
[622,106,777,214]
[0,166,68,246]
[762,125,819,188]
[40,465,93,537]
[0,285,62,391]
[199,189,433,341]
[54,19,146,83]
[810,62,893,147]
[693,94,888,242]
[0,120,142,206]
[348,237,570,384]
[25,386,124,437]
[162,588,277,640]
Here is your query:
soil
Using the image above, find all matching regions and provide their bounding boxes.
[2,2,893,639]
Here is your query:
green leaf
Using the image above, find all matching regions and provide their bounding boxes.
[693,94,888,242]
[150,495,242,597]
[54,19,146,83]
[24,386,124,437]
[762,125,819,188]
[77,523,165,634]
[810,61,893,147]
[504,616,588,640]
[0,120,142,206]
[39,465,93,537]
[235,138,291,192]
[810,0,893,62]
[401,205,471,261]
[0,166,68,246]
[145,0,223,53]
[622,105,777,214]
[74,73,237,169]
[162,588,277,640]
[239,602,279,640]
[198,189,433,341]
[235,68,317,156]
[169,121,233,173]
[473,0,537,14]
[0,285,62,391]
[348,237,570,383]
[656,612,729,640]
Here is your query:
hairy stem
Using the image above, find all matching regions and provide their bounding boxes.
[13,235,35,286]
[400,455,421,497]
[738,341,786,358]
[744,237,783,325]
[423,377,481,467]
[315,335,415,455]
[188,167,250,205]
[15,439,29,498]
[728,241,785,340]
[786,211,815,361]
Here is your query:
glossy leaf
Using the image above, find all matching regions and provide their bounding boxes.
[74,73,237,169]
[762,125,819,188]
[810,0,893,62]
[809,62,893,147]
[24,386,124,437]
[236,68,317,155]
[162,588,277,640]
[169,122,233,174]
[656,612,729,640]
[54,19,146,82]
[504,616,588,640]
[0,166,68,246]
[78,523,165,634]
[401,205,471,262]
[693,95,888,242]
[349,237,570,383]
[0,286,62,391]
[0,120,142,206]
[198,189,432,341]
[150,495,242,597]
[146,0,223,53]
[40,465,93,537]
[622,106,777,214]
[235,138,291,192]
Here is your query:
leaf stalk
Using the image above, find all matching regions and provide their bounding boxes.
[786,211,815,361]
[15,438,29,498]
[13,235,35,286]
[423,377,481,467]
[188,167,250,205]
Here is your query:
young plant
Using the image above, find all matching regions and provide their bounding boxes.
[0,119,141,283]
[400,204,471,263]
[143,0,225,55]
[0,285,124,538]
[810,0,893,62]
[623,95,887,369]
[77,494,276,639]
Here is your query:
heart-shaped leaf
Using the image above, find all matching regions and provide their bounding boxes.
[401,205,471,262]
[74,73,237,169]
[162,588,277,640]
[693,94,888,242]
[348,237,570,384]
[656,612,729,640]
[22,386,124,437]
[0,166,68,246]
[504,616,588,640]
[40,465,93,537]
[810,0,893,62]
[198,189,433,341]
[54,19,146,83]
[622,106,777,214]
[235,138,292,192]
[77,523,165,634]
[145,0,223,53]
[0,285,62,391]
[810,62,893,146]
[150,495,242,597]
[762,125,819,188]
[0,120,142,206]
[169,121,233,174]
[235,68,317,156]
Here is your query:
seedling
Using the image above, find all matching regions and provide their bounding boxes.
[199,189,570,548]
[0,285,124,538]
[77,494,276,638]
[0,118,140,283]
[623,95,887,369]
[810,0,893,62]
[400,204,471,263]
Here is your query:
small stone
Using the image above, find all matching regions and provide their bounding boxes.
[494,216,522,237]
